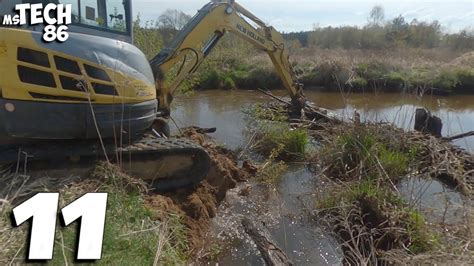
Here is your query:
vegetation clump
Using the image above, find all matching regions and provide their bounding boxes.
[314,125,442,262]
[244,103,309,160]
[244,100,473,264]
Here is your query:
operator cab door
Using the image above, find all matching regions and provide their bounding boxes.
[0,0,133,43]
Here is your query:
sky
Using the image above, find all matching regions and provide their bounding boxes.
[133,0,474,33]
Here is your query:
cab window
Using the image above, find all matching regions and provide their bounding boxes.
[38,0,129,33]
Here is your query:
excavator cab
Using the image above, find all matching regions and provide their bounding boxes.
[0,0,156,141]
[0,0,133,43]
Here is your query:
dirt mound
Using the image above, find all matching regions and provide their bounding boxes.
[145,127,254,252]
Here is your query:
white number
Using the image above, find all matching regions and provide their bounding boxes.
[61,193,108,260]
[42,25,69,42]
[56,25,69,42]
[43,25,57,42]
[12,193,108,260]
[13,193,59,260]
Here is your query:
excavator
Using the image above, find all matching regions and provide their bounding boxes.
[0,0,306,190]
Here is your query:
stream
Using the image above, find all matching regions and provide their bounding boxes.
[172,90,474,264]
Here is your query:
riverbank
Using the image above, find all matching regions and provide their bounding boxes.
[187,48,474,95]
[0,128,253,264]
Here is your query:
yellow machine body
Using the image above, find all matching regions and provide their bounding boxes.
[0,27,158,139]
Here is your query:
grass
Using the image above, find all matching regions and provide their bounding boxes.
[191,51,474,94]
[53,164,189,265]
[322,126,413,181]
[183,39,474,94]
[317,178,439,255]
[243,103,310,160]
[250,120,309,160]
[0,163,189,265]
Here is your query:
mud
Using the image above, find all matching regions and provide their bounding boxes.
[145,127,255,252]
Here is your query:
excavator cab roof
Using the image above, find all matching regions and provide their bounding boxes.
[0,0,133,43]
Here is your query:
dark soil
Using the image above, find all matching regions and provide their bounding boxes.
[145,127,255,253]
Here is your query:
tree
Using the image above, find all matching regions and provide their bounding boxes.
[369,5,385,26]
[133,14,163,59]
[386,15,409,46]
[157,9,191,31]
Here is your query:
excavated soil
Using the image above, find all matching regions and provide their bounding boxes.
[145,127,255,252]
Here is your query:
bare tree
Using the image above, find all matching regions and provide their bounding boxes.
[157,9,191,30]
[369,5,385,26]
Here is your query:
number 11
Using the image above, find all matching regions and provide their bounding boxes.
[13,193,108,260]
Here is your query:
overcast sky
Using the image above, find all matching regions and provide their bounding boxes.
[133,0,473,33]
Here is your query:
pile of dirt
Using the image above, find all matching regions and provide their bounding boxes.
[146,127,255,253]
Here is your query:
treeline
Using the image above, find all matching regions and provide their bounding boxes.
[284,7,473,51]
[133,7,474,94]
[134,6,474,56]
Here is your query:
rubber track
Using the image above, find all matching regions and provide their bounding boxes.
[0,136,211,191]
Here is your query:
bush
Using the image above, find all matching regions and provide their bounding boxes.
[222,75,236,89]
[301,61,350,89]
[384,71,407,91]
[350,76,368,90]
[196,69,222,90]
[454,68,474,93]
[433,69,459,91]
[355,61,393,89]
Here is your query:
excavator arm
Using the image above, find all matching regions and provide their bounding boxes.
[150,0,305,116]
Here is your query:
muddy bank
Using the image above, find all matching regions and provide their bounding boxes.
[146,127,254,253]
[0,127,254,264]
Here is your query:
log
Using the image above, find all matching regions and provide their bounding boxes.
[256,88,339,123]
[414,108,443,137]
[444,131,474,141]
[241,218,293,266]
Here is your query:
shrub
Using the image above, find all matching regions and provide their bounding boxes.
[433,69,459,91]
[222,75,236,90]
[355,61,392,89]
[197,69,222,90]
[454,68,474,93]
[301,61,350,89]
[350,76,368,90]
[384,71,407,91]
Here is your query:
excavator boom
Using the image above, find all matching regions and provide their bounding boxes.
[150,0,305,115]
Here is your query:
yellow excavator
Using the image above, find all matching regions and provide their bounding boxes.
[0,0,305,190]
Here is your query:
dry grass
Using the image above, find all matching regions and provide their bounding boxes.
[0,163,188,265]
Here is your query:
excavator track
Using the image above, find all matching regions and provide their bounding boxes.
[0,136,211,191]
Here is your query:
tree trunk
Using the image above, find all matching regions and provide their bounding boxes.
[414,108,443,137]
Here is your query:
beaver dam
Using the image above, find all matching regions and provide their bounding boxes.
[1,92,473,265]
[230,98,473,264]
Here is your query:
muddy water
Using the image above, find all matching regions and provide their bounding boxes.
[173,90,474,152]
[172,90,473,264]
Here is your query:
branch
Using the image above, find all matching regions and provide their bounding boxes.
[444,131,474,141]
[241,218,293,266]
